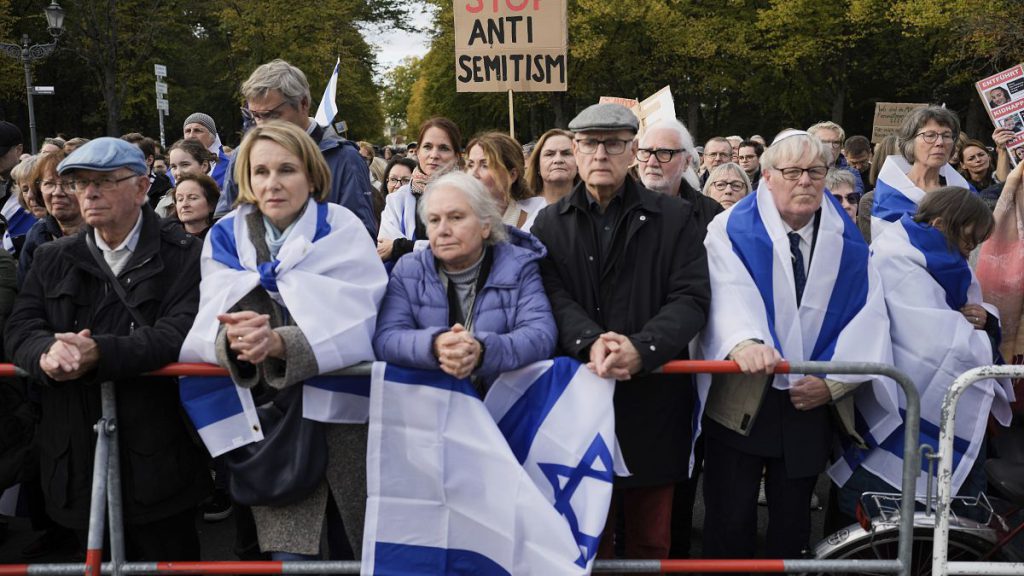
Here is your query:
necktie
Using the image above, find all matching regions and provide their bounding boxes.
[788,232,806,306]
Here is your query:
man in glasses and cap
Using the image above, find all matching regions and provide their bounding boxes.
[214,59,377,237]
[530,102,711,562]
[6,137,210,560]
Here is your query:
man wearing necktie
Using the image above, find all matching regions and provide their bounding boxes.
[697,129,891,570]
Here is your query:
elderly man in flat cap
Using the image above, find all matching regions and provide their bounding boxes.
[5,137,210,560]
[531,103,711,561]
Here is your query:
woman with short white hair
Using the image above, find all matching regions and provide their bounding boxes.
[701,162,751,209]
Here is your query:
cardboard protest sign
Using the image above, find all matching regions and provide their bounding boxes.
[454,0,568,93]
[871,103,927,143]
[600,87,677,141]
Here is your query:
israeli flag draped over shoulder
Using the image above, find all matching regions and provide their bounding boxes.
[695,184,901,485]
[2,191,36,252]
[178,199,387,457]
[362,357,628,575]
[860,215,1014,498]
[871,155,972,241]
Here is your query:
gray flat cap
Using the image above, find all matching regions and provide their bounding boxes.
[57,137,147,175]
[568,103,639,133]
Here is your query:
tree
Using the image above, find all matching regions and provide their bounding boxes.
[382,56,422,139]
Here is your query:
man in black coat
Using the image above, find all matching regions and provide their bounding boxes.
[531,103,711,561]
[5,138,210,560]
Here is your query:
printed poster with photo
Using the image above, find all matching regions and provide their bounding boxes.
[976,64,1024,165]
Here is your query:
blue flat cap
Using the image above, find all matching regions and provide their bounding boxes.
[568,103,639,133]
[57,137,147,175]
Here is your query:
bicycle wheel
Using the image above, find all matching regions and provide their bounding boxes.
[810,521,1017,576]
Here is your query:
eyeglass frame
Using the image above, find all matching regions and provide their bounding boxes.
[69,173,141,193]
[573,138,633,156]
[37,178,75,193]
[636,148,686,163]
[832,192,862,205]
[915,130,955,144]
[387,176,412,186]
[710,180,748,192]
[240,100,290,123]
[771,165,829,181]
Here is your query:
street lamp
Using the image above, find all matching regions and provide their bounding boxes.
[0,1,66,153]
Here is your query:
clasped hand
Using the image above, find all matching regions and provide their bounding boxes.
[40,329,99,381]
[219,311,284,364]
[730,343,829,410]
[587,332,642,380]
[434,323,481,380]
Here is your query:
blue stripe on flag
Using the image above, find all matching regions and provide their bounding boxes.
[373,542,510,576]
[383,364,478,398]
[879,409,971,472]
[727,193,781,349]
[179,377,244,430]
[6,207,35,236]
[314,202,331,241]
[811,198,869,361]
[872,178,918,223]
[305,375,370,397]
[209,217,243,270]
[900,215,971,310]
[496,357,576,464]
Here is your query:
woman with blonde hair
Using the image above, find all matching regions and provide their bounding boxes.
[466,131,546,232]
[180,120,386,560]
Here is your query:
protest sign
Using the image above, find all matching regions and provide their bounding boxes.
[600,86,677,140]
[454,0,568,93]
[871,103,927,143]
[977,64,1024,166]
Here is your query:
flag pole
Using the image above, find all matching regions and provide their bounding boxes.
[508,89,514,139]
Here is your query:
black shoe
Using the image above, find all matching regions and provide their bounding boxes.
[201,491,234,522]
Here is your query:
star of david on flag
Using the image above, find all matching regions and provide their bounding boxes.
[362,357,628,575]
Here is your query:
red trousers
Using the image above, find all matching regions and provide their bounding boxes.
[597,483,675,560]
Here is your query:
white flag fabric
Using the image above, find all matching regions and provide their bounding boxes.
[314,58,340,128]
[362,358,627,575]
[871,155,972,241]
[178,199,386,457]
[858,216,1014,498]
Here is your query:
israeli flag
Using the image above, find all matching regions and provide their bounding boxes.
[2,191,37,253]
[314,58,340,128]
[362,358,628,575]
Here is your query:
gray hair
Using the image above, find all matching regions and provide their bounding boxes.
[760,131,831,173]
[420,172,508,246]
[895,106,960,164]
[702,162,752,196]
[240,59,311,109]
[640,119,701,191]
[10,155,38,184]
[824,168,856,192]
[807,121,846,142]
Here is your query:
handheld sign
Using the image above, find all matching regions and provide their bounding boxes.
[454,0,568,92]
[871,102,927,143]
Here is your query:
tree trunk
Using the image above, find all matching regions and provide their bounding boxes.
[104,66,119,136]
[831,81,845,127]
[688,92,700,142]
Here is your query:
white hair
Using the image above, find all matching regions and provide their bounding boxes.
[420,172,508,245]
[640,119,701,191]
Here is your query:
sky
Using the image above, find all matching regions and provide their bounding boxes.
[367,3,435,81]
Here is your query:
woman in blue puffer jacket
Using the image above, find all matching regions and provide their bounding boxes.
[373,171,556,390]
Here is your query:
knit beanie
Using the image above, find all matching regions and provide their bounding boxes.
[183,112,217,135]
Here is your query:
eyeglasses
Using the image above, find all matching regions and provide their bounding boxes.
[241,101,289,122]
[70,173,139,193]
[636,148,685,163]
[833,192,862,204]
[773,166,828,181]
[387,176,412,186]
[38,179,74,193]
[819,140,842,149]
[705,152,731,160]
[916,130,955,144]
[574,138,632,155]
[711,180,746,192]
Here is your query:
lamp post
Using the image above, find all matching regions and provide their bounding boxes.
[0,1,66,154]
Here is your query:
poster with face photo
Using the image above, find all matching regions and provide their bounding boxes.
[976,64,1024,165]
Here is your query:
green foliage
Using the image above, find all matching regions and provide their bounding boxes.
[382,56,423,138]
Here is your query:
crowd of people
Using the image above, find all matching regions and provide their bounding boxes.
[0,56,1022,571]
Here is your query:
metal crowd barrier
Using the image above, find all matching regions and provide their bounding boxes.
[932,365,1024,576]
[0,360,922,575]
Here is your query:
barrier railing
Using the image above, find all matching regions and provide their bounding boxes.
[0,360,922,575]
[932,365,1024,576]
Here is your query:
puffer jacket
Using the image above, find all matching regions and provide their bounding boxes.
[373,226,556,376]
